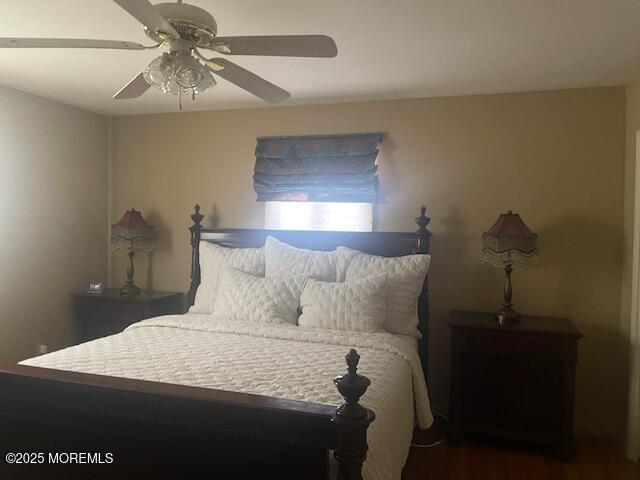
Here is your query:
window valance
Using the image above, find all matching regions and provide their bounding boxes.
[253,133,382,202]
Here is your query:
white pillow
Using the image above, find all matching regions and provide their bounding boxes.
[212,267,306,324]
[265,236,341,282]
[338,247,430,339]
[190,242,264,313]
[299,275,386,333]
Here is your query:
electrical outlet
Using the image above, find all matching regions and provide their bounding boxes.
[38,344,48,355]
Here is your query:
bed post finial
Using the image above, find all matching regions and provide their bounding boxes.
[191,204,203,223]
[187,204,204,309]
[415,205,432,255]
[333,349,375,480]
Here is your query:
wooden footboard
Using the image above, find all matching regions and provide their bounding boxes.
[0,349,373,479]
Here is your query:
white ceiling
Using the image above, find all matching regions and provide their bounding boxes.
[0,0,639,116]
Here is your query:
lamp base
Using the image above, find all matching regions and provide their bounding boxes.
[120,282,141,296]
[495,304,521,325]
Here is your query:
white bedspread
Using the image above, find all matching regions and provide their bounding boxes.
[21,314,433,480]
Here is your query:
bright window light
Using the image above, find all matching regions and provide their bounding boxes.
[265,201,373,232]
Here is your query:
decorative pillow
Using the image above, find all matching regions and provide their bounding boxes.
[338,247,431,339]
[212,267,306,324]
[335,247,359,282]
[298,275,386,333]
[265,236,341,282]
[190,242,264,313]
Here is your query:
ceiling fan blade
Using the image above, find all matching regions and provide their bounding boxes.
[113,0,179,39]
[211,35,337,58]
[206,58,290,103]
[0,38,146,50]
[113,72,150,99]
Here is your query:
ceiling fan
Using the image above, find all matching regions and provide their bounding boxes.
[0,0,337,105]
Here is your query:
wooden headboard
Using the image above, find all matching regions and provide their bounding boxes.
[185,204,433,381]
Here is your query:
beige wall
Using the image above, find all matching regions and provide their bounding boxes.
[0,85,109,362]
[111,87,626,436]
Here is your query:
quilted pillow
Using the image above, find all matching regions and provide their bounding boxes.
[265,236,342,282]
[298,275,386,333]
[190,242,264,314]
[212,267,306,324]
[338,247,430,339]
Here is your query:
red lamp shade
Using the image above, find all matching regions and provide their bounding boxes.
[481,210,538,268]
[110,209,156,252]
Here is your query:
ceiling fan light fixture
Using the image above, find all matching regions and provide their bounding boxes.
[172,50,204,88]
[143,50,215,97]
[193,68,216,95]
[143,53,174,93]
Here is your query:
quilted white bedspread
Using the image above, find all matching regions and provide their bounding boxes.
[21,314,433,480]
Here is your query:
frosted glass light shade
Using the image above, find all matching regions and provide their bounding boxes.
[143,54,174,93]
[143,52,216,96]
[173,51,204,88]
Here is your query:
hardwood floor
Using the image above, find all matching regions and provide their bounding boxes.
[403,436,640,480]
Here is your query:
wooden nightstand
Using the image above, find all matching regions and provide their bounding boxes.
[448,310,583,458]
[72,289,184,342]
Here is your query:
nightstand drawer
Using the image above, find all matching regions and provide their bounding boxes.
[460,354,566,433]
[74,299,148,324]
[454,328,577,362]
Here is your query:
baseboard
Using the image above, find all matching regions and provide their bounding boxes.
[574,423,623,447]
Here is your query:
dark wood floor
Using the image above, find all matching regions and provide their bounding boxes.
[402,436,640,480]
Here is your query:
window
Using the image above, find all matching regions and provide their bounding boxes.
[265,201,373,232]
[255,133,381,232]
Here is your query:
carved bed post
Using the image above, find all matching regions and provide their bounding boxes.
[415,205,432,255]
[333,349,375,480]
[187,204,204,309]
[414,205,432,383]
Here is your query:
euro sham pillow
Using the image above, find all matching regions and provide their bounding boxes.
[265,236,343,282]
[212,267,306,324]
[298,275,386,333]
[190,242,265,314]
[338,247,431,339]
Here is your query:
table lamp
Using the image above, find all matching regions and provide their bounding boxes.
[481,210,538,323]
[111,209,156,296]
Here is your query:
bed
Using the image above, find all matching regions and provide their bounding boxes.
[0,205,433,480]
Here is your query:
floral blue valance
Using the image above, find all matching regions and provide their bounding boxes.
[254,133,382,202]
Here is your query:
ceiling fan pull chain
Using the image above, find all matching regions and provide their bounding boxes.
[179,89,182,111]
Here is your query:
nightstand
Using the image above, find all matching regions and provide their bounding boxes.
[72,289,184,342]
[448,310,583,458]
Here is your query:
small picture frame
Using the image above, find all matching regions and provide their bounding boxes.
[88,282,104,294]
